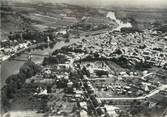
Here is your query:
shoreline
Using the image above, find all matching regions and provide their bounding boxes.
[1,37,82,88]
[0,41,56,63]
[0,37,82,116]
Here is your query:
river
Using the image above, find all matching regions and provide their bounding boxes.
[106,11,132,31]
[1,39,78,88]
[1,11,165,117]
[1,11,131,88]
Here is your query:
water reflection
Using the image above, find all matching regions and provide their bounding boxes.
[1,39,78,88]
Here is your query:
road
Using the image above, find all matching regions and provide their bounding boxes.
[98,84,167,101]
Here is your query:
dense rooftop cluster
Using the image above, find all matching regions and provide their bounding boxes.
[17,31,167,116]
[1,3,167,117]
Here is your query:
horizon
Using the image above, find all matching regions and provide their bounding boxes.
[4,0,167,9]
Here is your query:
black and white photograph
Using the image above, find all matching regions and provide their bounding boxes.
[1,0,167,117]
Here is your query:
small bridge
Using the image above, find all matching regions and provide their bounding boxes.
[22,53,50,57]
[9,53,51,62]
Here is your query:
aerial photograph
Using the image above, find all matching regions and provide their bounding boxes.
[0,0,167,117]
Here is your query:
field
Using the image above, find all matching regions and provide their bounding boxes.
[1,2,109,41]
[1,2,167,41]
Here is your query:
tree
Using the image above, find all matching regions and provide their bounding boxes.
[94,70,109,77]
[19,61,41,78]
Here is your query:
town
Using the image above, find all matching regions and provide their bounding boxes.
[1,1,167,117]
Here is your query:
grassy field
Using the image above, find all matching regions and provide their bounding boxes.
[2,2,167,41]
[0,2,108,41]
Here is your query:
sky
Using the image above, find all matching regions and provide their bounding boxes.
[6,0,167,8]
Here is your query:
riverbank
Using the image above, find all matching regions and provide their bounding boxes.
[1,37,81,88]
[1,41,56,63]
[1,36,84,117]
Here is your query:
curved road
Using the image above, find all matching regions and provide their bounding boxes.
[97,72,167,101]
[98,84,167,101]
